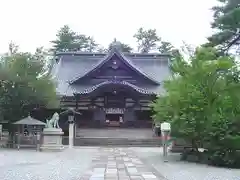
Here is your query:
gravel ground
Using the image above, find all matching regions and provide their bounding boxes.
[132,147,240,180]
[0,147,97,180]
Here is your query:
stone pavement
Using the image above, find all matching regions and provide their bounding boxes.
[1,147,240,180]
[80,148,165,180]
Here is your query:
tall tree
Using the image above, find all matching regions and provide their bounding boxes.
[158,41,181,57]
[0,48,58,123]
[108,38,133,53]
[158,41,174,54]
[152,47,240,167]
[50,25,77,53]
[158,41,182,68]
[208,0,240,53]
[50,25,99,54]
[134,27,161,53]
[95,45,108,53]
[85,36,99,52]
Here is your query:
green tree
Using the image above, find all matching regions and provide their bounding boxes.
[50,25,99,54]
[134,27,161,53]
[208,0,240,53]
[0,48,58,123]
[158,41,181,63]
[108,38,133,53]
[158,41,174,54]
[85,36,99,52]
[50,25,77,53]
[152,46,240,167]
[97,46,108,53]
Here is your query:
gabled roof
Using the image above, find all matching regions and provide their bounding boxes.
[69,48,160,85]
[51,51,171,96]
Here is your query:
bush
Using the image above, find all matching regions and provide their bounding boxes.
[152,47,240,168]
[206,149,240,168]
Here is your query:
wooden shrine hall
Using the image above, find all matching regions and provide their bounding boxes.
[50,44,171,129]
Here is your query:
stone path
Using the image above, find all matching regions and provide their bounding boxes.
[2,147,239,180]
[80,148,165,180]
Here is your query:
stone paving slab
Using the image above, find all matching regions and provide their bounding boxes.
[80,148,165,180]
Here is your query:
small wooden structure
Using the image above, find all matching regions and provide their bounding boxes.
[13,116,46,149]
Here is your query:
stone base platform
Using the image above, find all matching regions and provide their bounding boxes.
[40,128,64,152]
[40,145,65,152]
[76,128,154,139]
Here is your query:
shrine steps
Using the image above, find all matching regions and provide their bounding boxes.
[66,137,162,147]
[62,128,162,147]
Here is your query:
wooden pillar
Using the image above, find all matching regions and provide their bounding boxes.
[74,94,79,110]
[72,94,79,146]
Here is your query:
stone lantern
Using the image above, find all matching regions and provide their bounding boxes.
[60,108,81,149]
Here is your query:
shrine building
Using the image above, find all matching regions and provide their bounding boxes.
[51,45,171,128]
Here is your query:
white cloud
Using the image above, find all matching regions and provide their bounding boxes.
[0,0,217,53]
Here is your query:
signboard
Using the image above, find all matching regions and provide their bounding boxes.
[105,108,124,114]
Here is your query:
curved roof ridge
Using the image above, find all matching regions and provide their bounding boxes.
[77,80,155,95]
[69,48,160,85]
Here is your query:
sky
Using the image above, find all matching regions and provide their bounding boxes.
[0,0,218,53]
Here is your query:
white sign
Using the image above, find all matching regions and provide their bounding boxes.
[119,117,123,123]
[105,108,124,114]
[161,122,171,131]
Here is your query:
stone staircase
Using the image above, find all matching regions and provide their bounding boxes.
[62,128,162,147]
[73,137,162,147]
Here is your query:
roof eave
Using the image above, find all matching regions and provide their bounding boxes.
[72,80,156,95]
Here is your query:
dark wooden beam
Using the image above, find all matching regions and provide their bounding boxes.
[74,95,79,110]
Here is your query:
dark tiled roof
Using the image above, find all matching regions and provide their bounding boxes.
[69,48,160,85]
[51,50,171,96]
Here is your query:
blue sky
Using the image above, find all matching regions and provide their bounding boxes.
[0,0,217,53]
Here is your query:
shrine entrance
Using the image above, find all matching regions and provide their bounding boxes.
[105,108,124,127]
[106,114,120,122]
[71,81,155,128]
[105,114,121,127]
